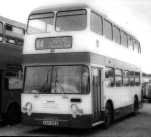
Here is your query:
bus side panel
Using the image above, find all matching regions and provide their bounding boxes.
[104,87,133,119]
[130,86,142,107]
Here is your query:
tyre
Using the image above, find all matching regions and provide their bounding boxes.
[103,102,113,129]
[133,97,139,115]
[6,104,21,125]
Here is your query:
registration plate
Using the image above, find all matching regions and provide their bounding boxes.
[42,120,59,126]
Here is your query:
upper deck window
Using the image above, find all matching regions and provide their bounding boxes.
[113,26,120,44]
[103,19,112,40]
[56,9,87,31]
[128,35,133,50]
[121,31,128,47]
[133,39,140,53]
[90,11,103,35]
[138,44,141,53]
[27,12,54,34]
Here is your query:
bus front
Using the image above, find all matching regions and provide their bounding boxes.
[21,6,95,128]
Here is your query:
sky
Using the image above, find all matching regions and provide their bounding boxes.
[0,0,150,73]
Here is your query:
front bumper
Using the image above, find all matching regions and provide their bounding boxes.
[22,113,92,129]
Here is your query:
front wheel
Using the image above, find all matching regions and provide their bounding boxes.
[6,104,21,125]
[103,102,113,129]
[133,97,139,115]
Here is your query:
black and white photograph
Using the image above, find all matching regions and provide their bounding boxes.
[0,0,150,136]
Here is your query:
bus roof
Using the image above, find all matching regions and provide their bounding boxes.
[0,16,26,29]
[30,4,89,15]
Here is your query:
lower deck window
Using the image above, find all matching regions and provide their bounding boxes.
[115,69,122,87]
[135,72,140,86]
[105,66,141,87]
[5,70,23,90]
[123,70,129,86]
[105,67,114,87]
[129,71,135,86]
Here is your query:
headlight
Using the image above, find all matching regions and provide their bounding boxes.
[71,104,83,118]
[71,104,78,113]
[26,102,32,112]
[22,102,32,116]
[22,106,27,113]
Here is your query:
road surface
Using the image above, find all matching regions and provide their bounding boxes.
[0,102,151,137]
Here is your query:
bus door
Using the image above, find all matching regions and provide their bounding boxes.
[92,67,102,122]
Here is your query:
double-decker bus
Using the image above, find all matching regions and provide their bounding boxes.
[21,4,142,128]
[0,16,25,124]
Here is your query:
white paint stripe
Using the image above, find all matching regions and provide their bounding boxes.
[92,121,104,127]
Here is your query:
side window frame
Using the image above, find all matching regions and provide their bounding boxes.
[105,67,115,87]
[133,39,139,52]
[129,71,135,86]
[135,72,140,86]
[128,35,134,51]
[103,19,113,40]
[138,43,141,54]
[113,25,121,44]
[123,70,129,86]
[115,68,123,87]
[90,11,103,35]
[121,30,128,47]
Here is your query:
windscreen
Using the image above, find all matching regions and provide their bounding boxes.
[56,9,87,31]
[27,12,54,34]
[27,9,87,34]
[24,65,89,94]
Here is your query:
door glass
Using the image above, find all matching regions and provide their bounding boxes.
[92,67,101,121]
